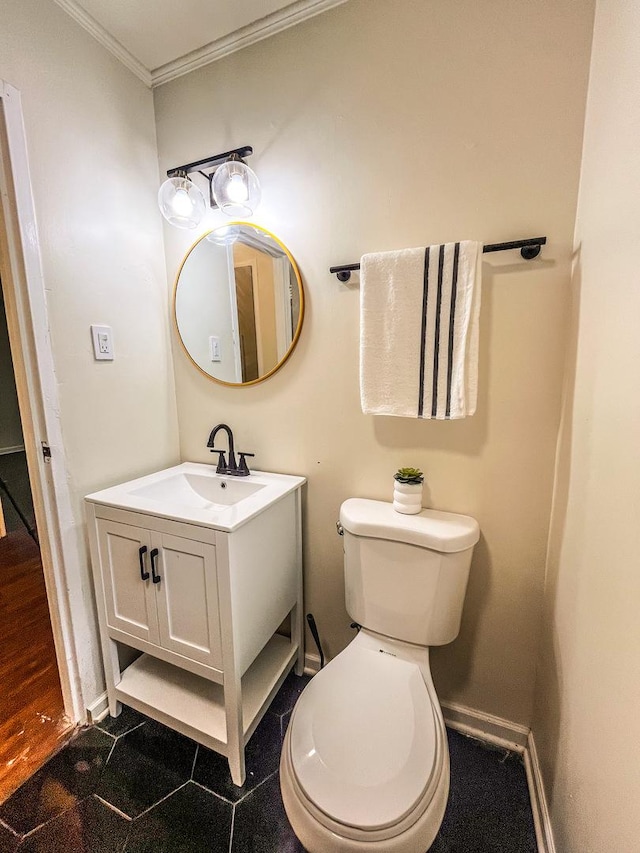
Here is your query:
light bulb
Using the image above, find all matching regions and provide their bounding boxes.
[158,175,206,229]
[211,158,261,217]
[172,187,194,217]
[226,173,249,204]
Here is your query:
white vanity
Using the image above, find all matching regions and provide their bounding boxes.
[85,462,305,786]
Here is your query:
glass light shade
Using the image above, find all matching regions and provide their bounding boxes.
[211,159,261,217]
[205,224,240,245]
[158,176,206,229]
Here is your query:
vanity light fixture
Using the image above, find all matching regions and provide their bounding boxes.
[158,146,261,229]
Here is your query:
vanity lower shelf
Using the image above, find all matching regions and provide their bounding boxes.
[115,634,297,755]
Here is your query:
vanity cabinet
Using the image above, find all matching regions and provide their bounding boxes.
[86,470,305,787]
[96,520,221,669]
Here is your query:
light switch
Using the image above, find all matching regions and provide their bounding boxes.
[209,335,221,362]
[91,325,114,360]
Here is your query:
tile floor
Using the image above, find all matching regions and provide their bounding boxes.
[0,672,537,852]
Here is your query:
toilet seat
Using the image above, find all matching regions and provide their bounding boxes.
[289,641,439,833]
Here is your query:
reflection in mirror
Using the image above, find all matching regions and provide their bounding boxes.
[174,223,304,386]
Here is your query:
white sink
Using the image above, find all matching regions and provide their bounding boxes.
[85,462,306,531]
[130,472,265,509]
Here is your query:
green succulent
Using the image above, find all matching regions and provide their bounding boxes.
[394,467,424,485]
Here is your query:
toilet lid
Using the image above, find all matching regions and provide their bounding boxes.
[290,645,437,830]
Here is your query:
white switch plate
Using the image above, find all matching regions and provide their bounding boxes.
[91,324,114,360]
[209,335,221,362]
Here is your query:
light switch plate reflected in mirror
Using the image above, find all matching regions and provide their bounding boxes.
[209,335,221,362]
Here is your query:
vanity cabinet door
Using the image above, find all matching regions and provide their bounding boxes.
[96,520,160,644]
[152,533,222,670]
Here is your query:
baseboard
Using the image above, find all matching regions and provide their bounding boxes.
[441,700,530,752]
[442,702,555,853]
[0,445,24,455]
[86,691,109,724]
[524,732,556,853]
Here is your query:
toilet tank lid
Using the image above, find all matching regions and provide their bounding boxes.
[340,498,479,553]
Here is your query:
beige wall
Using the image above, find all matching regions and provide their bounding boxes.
[532,0,640,848]
[155,0,595,726]
[1,0,179,703]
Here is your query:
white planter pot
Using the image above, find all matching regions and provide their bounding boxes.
[393,481,423,514]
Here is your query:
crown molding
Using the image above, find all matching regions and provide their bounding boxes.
[150,0,350,87]
[53,0,153,88]
[54,0,348,91]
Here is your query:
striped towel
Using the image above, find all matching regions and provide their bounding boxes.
[360,242,482,419]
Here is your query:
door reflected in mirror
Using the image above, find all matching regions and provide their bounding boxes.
[174,223,304,386]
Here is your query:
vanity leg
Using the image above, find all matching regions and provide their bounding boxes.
[225,675,246,787]
[293,490,305,676]
[105,638,122,717]
[86,507,123,719]
[228,743,246,788]
[293,601,304,676]
[217,534,246,787]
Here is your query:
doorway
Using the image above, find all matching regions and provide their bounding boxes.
[0,81,81,802]
[0,283,70,801]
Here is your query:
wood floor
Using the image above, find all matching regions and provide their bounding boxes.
[0,527,72,803]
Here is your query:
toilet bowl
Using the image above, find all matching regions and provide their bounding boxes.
[280,498,479,853]
[280,630,450,852]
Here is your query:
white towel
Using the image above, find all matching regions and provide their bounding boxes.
[360,241,482,419]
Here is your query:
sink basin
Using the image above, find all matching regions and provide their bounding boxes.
[130,472,265,509]
[85,462,306,531]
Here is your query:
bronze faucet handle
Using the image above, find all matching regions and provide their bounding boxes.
[211,449,227,473]
[237,452,255,476]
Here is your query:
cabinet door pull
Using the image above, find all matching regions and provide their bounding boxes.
[139,545,149,581]
[150,548,161,584]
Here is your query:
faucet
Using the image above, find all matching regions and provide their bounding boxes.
[206,424,254,476]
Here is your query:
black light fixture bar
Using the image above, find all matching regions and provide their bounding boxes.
[330,236,547,282]
[166,146,253,178]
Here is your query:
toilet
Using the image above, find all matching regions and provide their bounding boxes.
[280,498,479,853]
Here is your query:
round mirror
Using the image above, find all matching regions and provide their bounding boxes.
[174,223,304,386]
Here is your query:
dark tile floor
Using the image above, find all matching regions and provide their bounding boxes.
[0,672,537,852]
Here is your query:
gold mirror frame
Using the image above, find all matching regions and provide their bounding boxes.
[173,222,305,387]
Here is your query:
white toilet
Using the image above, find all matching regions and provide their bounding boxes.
[280,498,479,853]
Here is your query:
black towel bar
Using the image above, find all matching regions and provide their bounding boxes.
[329,236,547,282]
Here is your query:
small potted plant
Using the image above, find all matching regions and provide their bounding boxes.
[393,467,424,515]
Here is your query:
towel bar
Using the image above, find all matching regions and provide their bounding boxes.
[329,237,547,282]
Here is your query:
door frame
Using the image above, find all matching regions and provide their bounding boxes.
[273,254,293,356]
[225,245,243,382]
[0,81,84,722]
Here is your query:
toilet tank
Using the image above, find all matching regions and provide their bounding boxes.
[339,499,479,646]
